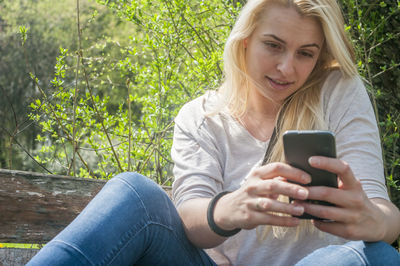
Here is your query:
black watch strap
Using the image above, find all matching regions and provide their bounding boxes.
[207,191,241,237]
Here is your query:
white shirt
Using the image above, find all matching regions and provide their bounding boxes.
[171,71,389,265]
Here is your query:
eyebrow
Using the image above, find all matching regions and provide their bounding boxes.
[264,34,321,49]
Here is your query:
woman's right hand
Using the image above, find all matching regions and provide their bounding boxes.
[213,162,311,231]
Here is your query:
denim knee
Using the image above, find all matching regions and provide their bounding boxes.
[111,172,168,200]
[345,241,400,265]
[111,172,154,189]
[296,240,400,266]
[111,172,175,222]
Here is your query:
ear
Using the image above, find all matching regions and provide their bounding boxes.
[243,38,248,48]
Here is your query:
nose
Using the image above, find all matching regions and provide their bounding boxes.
[277,53,295,76]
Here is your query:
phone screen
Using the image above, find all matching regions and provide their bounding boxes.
[283,130,337,219]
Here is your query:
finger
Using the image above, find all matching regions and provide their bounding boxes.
[308,157,357,188]
[249,179,309,200]
[306,183,364,207]
[252,197,305,217]
[305,186,345,206]
[269,193,279,200]
[312,220,360,241]
[253,162,311,184]
[260,213,300,227]
[242,211,301,228]
[296,200,358,223]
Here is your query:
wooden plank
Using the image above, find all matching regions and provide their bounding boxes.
[0,248,39,266]
[0,169,106,244]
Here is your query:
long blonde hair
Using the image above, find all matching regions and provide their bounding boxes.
[216,0,358,239]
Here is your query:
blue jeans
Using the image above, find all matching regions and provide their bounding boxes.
[295,241,400,266]
[28,172,400,265]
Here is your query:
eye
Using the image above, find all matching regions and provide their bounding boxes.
[264,41,281,50]
[298,50,314,58]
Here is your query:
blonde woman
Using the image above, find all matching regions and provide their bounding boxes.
[29,0,400,265]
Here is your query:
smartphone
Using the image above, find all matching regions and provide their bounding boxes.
[283,130,337,219]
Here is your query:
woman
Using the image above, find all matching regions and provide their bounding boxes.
[28,0,400,265]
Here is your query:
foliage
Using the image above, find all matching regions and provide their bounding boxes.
[2,0,399,226]
[0,0,132,171]
[25,0,400,195]
[27,0,241,184]
[0,0,69,170]
[339,0,400,204]
[339,0,400,248]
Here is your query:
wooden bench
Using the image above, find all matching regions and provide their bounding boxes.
[0,169,170,265]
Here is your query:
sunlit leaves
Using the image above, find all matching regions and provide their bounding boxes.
[26,0,399,199]
[19,25,29,46]
[340,0,400,202]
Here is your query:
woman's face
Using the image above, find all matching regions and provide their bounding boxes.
[244,4,324,103]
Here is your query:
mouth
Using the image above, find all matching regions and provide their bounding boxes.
[266,76,294,89]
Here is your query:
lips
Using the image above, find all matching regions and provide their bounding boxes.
[266,76,294,90]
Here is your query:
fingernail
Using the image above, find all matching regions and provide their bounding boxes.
[298,189,308,198]
[302,174,311,183]
[309,157,320,166]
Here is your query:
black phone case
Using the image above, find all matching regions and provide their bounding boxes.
[283,130,337,219]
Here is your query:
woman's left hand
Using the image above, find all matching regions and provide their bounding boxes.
[295,156,387,242]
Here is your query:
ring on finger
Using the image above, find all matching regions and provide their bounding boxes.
[256,198,263,211]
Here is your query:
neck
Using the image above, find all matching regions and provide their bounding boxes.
[246,87,281,119]
[238,90,282,142]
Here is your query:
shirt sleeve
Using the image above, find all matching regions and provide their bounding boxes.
[322,71,389,200]
[171,98,224,208]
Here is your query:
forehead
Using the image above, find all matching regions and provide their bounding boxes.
[255,4,324,45]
